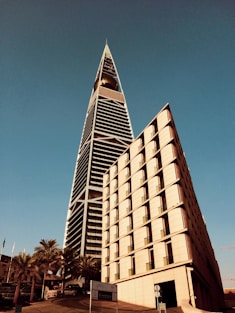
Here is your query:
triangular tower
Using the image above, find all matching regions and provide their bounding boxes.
[64,43,134,258]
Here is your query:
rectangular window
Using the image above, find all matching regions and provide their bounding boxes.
[166,241,174,264]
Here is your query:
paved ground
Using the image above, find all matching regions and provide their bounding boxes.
[0,295,162,313]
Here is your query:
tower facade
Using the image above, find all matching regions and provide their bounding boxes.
[64,44,134,259]
[102,104,224,311]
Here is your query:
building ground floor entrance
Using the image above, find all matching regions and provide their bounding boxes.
[158,280,177,308]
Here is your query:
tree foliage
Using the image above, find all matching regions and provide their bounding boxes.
[12,252,32,305]
[9,239,101,304]
[34,239,61,299]
[28,256,42,302]
[77,255,100,289]
[59,247,80,295]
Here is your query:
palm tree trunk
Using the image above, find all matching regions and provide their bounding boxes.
[61,265,65,297]
[41,272,46,300]
[13,279,21,306]
[30,276,36,302]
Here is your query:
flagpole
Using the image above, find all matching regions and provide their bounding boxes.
[0,239,6,261]
[7,242,15,283]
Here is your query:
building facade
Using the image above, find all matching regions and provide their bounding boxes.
[102,104,224,311]
[63,44,134,258]
[0,255,11,282]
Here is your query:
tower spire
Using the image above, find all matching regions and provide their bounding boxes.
[92,42,123,96]
[63,44,134,258]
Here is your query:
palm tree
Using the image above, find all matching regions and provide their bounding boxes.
[28,256,41,302]
[77,255,100,292]
[60,247,80,296]
[12,252,32,305]
[34,239,61,299]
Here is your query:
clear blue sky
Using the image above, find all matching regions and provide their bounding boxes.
[1,0,234,288]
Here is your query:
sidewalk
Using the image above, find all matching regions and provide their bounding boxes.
[0,295,158,313]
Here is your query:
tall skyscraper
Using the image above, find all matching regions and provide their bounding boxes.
[63,43,134,259]
[102,104,224,311]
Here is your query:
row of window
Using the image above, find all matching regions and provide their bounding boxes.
[103,241,174,283]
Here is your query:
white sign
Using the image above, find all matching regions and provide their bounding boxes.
[159,302,166,313]
[91,280,117,301]
[89,280,118,313]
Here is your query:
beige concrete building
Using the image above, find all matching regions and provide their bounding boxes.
[102,104,224,311]
[0,254,11,282]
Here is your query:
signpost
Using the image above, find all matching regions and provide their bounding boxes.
[154,284,166,313]
[154,284,161,310]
